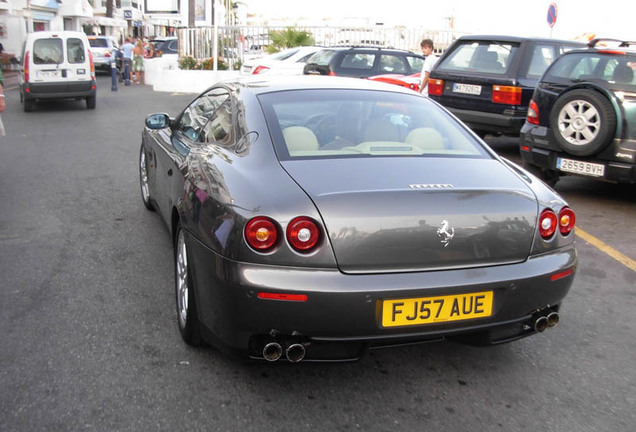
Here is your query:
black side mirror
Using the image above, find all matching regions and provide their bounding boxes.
[145,113,171,129]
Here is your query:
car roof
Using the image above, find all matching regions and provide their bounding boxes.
[217,75,419,96]
[454,34,583,44]
[316,46,420,54]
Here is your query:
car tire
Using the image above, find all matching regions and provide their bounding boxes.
[86,96,96,109]
[24,99,34,113]
[550,89,615,157]
[139,146,155,211]
[522,162,559,188]
[174,223,203,346]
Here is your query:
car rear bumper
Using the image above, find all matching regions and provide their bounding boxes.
[444,106,526,136]
[22,81,96,101]
[521,123,636,184]
[186,231,577,361]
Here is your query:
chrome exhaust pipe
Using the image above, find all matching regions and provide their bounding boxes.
[263,342,283,362]
[547,312,560,327]
[285,343,306,362]
[534,316,549,333]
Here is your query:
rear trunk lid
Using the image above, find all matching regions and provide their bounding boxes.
[282,157,537,274]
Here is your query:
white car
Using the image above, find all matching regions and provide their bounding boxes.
[241,46,323,76]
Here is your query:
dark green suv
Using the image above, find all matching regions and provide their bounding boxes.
[520,39,636,186]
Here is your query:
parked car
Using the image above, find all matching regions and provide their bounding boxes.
[241,46,324,75]
[428,35,585,137]
[19,30,96,112]
[88,35,119,73]
[520,38,636,186]
[139,76,577,362]
[303,46,425,78]
[367,72,422,92]
[151,36,178,57]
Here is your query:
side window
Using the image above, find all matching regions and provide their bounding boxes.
[67,38,86,64]
[33,38,63,64]
[406,55,424,73]
[379,55,408,74]
[527,45,557,78]
[201,99,233,144]
[547,54,600,80]
[297,52,316,63]
[340,53,374,70]
[177,89,230,142]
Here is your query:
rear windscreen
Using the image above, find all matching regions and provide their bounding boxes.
[33,38,63,64]
[32,37,86,64]
[89,38,109,48]
[67,38,86,63]
[258,89,489,160]
[436,41,519,75]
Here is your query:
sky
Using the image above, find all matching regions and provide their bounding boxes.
[242,0,635,42]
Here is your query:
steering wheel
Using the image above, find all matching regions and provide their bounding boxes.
[304,113,338,144]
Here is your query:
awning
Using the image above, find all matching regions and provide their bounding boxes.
[32,11,56,21]
[84,16,128,28]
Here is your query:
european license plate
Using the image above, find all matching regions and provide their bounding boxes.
[453,83,482,95]
[556,157,605,177]
[39,70,60,78]
[381,291,493,327]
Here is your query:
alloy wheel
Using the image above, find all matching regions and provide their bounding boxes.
[557,99,600,146]
[176,229,189,329]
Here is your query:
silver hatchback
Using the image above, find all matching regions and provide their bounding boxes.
[88,35,119,72]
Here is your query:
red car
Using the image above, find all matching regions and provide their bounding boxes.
[367,73,422,92]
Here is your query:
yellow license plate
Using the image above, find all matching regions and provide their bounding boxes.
[381,291,493,327]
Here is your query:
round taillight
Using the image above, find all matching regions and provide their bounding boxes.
[286,217,321,252]
[559,207,576,235]
[245,217,278,251]
[539,209,557,239]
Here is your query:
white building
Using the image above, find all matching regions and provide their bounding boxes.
[0,0,234,59]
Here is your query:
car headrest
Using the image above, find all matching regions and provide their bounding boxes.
[282,126,320,155]
[405,127,445,151]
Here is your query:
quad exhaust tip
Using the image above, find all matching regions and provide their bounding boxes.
[547,312,560,327]
[286,343,306,362]
[263,342,283,362]
[533,311,560,333]
[262,340,307,362]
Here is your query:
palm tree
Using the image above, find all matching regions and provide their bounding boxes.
[267,28,315,53]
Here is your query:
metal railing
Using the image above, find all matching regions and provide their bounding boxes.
[176,26,461,68]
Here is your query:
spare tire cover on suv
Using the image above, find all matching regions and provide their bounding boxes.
[549,89,616,156]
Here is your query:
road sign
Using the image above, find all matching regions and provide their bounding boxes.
[547,3,558,28]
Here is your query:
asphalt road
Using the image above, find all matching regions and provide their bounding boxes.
[1,75,634,432]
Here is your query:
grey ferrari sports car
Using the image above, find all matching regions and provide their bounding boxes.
[139,76,577,362]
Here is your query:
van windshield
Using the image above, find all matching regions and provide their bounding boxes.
[33,39,63,64]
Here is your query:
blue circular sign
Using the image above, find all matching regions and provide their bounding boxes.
[547,3,558,28]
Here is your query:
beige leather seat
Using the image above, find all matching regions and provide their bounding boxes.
[282,126,320,155]
[405,127,445,151]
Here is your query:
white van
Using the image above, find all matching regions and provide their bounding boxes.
[19,31,97,112]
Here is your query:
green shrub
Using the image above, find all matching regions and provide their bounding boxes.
[179,56,198,70]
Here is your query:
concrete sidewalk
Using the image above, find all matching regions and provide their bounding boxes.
[1,70,19,89]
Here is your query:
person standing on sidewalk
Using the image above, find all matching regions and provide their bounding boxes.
[132,39,145,85]
[0,68,6,135]
[121,38,135,86]
[418,39,438,97]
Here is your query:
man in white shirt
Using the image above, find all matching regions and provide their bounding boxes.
[419,39,438,97]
